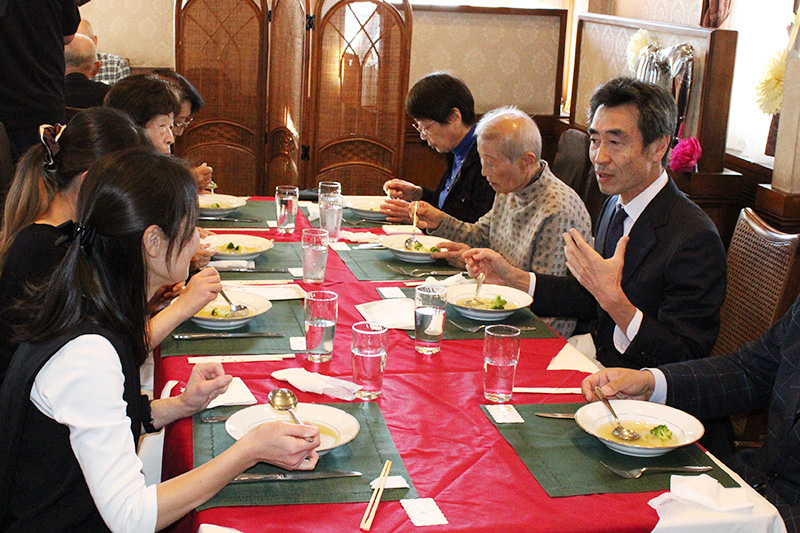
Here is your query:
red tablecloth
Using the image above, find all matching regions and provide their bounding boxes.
[159,202,662,532]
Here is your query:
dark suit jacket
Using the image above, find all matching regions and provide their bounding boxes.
[420,142,494,223]
[64,72,109,109]
[532,177,727,368]
[661,295,800,530]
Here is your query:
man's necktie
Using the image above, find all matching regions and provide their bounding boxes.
[603,205,628,259]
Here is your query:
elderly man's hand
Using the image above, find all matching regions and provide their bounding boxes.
[192,163,213,193]
[383,178,422,201]
[430,240,469,268]
[463,248,530,292]
[564,229,636,330]
[380,198,412,224]
[581,368,656,403]
[414,201,445,230]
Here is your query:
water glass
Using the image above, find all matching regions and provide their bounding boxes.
[304,291,338,363]
[275,185,299,234]
[414,285,447,355]
[301,228,329,283]
[351,321,388,400]
[319,191,343,243]
[318,181,341,196]
[483,325,521,403]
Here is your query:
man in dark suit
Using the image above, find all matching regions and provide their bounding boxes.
[582,293,800,531]
[463,77,727,369]
[64,33,109,109]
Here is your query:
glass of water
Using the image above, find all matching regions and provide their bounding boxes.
[319,190,343,243]
[304,291,338,363]
[414,285,447,355]
[301,228,329,283]
[483,325,521,403]
[351,321,388,400]
[318,181,341,196]
[275,185,299,234]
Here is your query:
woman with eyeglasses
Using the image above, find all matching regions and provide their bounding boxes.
[382,72,495,224]
[0,149,320,531]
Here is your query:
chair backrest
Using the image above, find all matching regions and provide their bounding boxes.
[0,121,14,204]
[551,128,591,194]
[711,207,800,356]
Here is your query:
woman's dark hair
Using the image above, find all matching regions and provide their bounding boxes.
[406,72,476,125]
[588,77,677,165]
[0,108,151,268]
[104,74,183,127]
[16,149,198,365]
[151,69,205,114]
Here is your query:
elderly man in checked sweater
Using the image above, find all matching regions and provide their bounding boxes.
[414,106,591,337]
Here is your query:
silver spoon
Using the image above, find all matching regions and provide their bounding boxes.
[268,388,314,442]
[594,386,640,441]
[464,272,485,307]
[219,289,250,318]
[404,202,420,250]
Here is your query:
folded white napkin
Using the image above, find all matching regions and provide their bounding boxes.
[206,377,258,409]
[383,225,420,235]
[423,272,469,287]
[669,474,754,512]
[547,339,601,374]
[271,368,362,400]
[339,230,379,243]
[305,203,320,221]
[355,298,414,330]
[209,260,255,271]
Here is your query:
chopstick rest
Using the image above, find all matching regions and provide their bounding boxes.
[360,460,392,531]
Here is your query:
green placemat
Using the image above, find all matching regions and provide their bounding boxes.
[387,287,556,340]
[194,402,417,510]
[335,247,453,281]
[161,299,305,356]
[482,402,737,498]
[308,208,387,229]
[199,200,309,229]
[215,241,302,281]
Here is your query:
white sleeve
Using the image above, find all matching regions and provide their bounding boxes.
[646,368,668,404]
[30,335,158,533]
[613,308,643,353]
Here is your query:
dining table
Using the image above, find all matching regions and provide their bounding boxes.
[157,196,786,533]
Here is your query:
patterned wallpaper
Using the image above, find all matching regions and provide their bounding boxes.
[588,0,703,26]
[573,20,710,139]
[79,0,176,68]
[409,10,564,115]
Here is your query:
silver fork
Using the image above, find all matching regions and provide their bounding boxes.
[447,320,537,333]
[386,264,464,277]
[600,461,712,479]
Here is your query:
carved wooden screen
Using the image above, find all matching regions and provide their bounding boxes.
[175,0,268,195]
[307,0,412,194]
[266,0,309,192]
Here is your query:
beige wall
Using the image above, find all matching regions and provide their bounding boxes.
[588,0,703,27]
[79,0,175,68]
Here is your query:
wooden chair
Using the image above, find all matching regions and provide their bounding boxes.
[0,121,14,205]
[712,207,800,447]
[551,128,591,194]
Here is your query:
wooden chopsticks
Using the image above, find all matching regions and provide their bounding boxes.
[360,459,392,531]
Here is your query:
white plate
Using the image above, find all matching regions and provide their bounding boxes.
[446,283,533,321]
[574,399,705,457]
[204,234,274,260]
[199,194,247,216]
[226,403,360,455]
[380,233,444,263]
[190,290,272,330]
[343,196,388,220]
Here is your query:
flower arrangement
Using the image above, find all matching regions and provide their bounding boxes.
[756,49,787,115]
[669,136,702,173]
[627,29,652,72]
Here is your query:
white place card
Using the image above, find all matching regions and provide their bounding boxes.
[329,241,350,251]
[223,283,306,300]
[355,298,414,330]
[267,221,277,228]
[400,498,448,526]
[222,279,292,285]
[287,267,303,278]
[486,404,525,424]
[187,354,294,364]
[377,287,406,299]
[289,336,306,351]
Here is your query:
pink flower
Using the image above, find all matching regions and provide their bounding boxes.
[669,136,702,173]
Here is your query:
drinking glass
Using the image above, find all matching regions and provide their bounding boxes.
[301,228,329,283]
[319,190,343,243]
[318,181,341,196]
[275,185,299,233]
[304,291,338,363]
[351,321,388,400]
[414,285,447,355]
[483,325,521,403]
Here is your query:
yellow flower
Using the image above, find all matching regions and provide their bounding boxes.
[756,49,786,115]
[627,29,652,73]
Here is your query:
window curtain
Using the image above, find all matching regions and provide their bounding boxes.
[701,0,733,27]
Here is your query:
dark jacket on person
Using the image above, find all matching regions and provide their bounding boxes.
[65,72,110,109]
